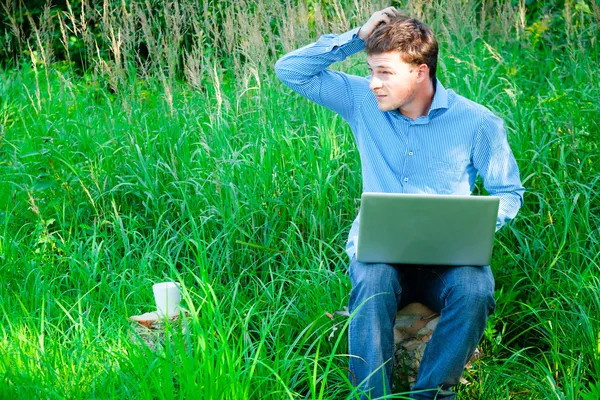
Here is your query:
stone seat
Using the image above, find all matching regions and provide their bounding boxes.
[393,302,480,386]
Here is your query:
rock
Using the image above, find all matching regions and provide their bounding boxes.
[392,303,480,387]
[129,310,189,352]
[393,303,440,385]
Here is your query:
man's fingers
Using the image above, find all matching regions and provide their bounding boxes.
[359,7,397,40]
[381,6,397,16]
[378,7,396,23]
[377,13,391,27]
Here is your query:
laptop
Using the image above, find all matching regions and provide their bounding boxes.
[355,193,500,266]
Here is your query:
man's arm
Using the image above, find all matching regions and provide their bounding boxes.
[274,8,396,121]
[472,113,525,230]
[274,29,364,121]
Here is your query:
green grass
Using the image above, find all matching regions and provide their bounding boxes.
[1,0,599,398]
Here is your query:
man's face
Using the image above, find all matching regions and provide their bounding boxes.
[367,51,420,112]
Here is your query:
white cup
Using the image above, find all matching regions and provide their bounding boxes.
[152,282,181,317]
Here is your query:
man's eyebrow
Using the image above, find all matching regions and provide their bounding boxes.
[366,62,391,69]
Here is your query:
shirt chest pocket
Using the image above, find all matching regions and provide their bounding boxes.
[418,138,471,174]
[429,153,469,171]
[420,153,470,194]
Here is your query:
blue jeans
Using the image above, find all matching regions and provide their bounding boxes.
[348,257,496,399]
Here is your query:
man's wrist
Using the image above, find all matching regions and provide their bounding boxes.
[357,25,367,41]
[336,27,366,55]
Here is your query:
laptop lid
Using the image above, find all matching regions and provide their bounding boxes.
[356,193,500,266]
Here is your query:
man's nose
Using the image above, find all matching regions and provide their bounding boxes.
[369,76,382,90]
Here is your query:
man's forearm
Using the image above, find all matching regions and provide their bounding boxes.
[274,27,367,121]
[274,28,364,90]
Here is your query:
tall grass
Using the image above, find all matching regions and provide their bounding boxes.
[1,0,599,398]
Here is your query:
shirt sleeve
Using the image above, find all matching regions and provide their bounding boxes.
[472,113,525,230]
[274,27,367,122]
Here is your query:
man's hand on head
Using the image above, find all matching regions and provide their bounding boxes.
[358,7,397,41]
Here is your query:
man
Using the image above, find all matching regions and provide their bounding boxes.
[275,8,524,400]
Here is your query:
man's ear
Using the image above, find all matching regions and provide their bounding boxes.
[416,64,429,83]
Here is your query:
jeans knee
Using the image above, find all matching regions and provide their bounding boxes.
[449,283,495,314]
[348,260,401,312]
[350,263,399,293]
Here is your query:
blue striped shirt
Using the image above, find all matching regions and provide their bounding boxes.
[275,27,525,259]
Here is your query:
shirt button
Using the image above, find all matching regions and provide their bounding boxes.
[408,151,414,156]
[403,178,409,182]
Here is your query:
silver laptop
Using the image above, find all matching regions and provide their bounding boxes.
[355,193,500,266]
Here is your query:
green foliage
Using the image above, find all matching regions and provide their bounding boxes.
[582,381,600,400]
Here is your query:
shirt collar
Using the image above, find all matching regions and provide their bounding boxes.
[429,79,449,112]
[388,78,449,121]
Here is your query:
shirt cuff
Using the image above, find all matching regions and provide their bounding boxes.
[336,27,366,56]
